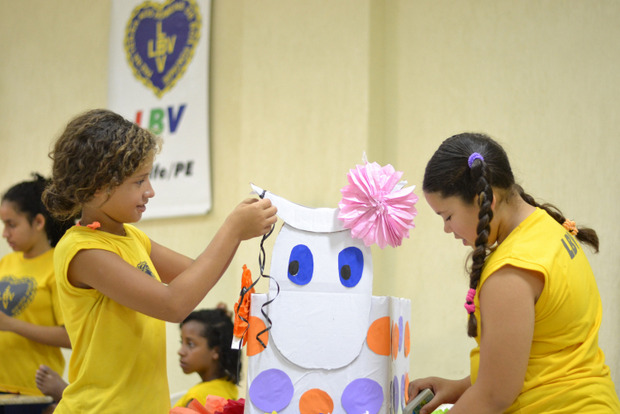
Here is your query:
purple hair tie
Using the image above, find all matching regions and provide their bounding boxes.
[468,152,484,168]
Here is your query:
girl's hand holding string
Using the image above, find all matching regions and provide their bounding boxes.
[224,198,277,241]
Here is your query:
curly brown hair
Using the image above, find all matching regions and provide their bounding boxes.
[43,109,161,220]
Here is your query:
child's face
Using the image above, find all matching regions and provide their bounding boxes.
[0,201,43,255]
[178,320,218,379]
[424,191,480,247]
[93,158,155,225]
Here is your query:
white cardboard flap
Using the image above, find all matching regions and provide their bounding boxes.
[251,183,346,233]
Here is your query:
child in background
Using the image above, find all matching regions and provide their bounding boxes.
[35,305,240,409]
[174,306,240,408]
[42,109,277,414]
[408,133,620,413]
[0,174,72,398]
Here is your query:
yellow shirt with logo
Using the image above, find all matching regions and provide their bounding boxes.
[173,378,238,408]
[470,208,620,413]
[53,224,169,414]
[0,249,65,395]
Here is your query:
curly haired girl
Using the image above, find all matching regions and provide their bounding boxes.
[42,109,276,414]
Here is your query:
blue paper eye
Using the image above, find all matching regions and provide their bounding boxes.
[338,246,364,287]
[288,244,313,285]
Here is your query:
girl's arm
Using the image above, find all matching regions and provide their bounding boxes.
[0,313,71,348]
[149,241,193,284]
[67,198,276,323]
[446,265,543,414]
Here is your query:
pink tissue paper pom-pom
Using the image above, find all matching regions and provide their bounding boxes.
[338,161,418,248]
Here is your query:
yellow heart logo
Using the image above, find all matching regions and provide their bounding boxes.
[124,0,202,98]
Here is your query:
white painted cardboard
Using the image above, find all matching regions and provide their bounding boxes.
[243,185,412,414]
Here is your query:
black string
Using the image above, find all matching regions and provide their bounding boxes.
[255,224,278,349]
[233,224,275,345]
[254,188,279,349]
[234,190,279,380]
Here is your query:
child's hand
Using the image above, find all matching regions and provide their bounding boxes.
[227,198,277,241]
[408,377,467,414]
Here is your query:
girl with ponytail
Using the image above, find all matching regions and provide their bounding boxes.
[408,133,619,413]
[0,173,74,401]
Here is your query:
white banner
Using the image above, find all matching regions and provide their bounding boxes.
[108,0,211,219]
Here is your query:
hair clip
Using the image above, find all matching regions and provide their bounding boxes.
[563,219,578,236]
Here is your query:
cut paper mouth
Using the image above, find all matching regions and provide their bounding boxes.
[268,291,372,369]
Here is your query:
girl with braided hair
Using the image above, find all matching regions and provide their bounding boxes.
[173,305,240,408]
[408,133,619,413]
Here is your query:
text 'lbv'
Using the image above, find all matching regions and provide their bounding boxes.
[135,104,186,135]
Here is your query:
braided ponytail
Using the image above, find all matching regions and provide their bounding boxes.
[516,185,598,252]
[424,133,515,338]
[466,157,493,337]
[424,132,600,338]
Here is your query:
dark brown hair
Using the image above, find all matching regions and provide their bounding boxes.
[181,308,240,384]
[423,132,598,337]
[3,173,74,246]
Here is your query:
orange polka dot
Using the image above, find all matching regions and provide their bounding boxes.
[404,321,410,357]
[299,388,333,414]
[404,373,410,403]
[391,321,399,360]
[247,316,269,356]
[366,316,391,356]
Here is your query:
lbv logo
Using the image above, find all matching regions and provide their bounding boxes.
[125,0,201,98]
[148,21,177,73]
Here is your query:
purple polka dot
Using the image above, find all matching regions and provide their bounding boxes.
[392,376,399,414]
[342,378,383,414]
[400,374,406,409]
[249,369,294,412]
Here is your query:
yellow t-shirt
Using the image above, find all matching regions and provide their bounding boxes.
[0,249,65,395]
[53,224,170,414]
[470,208,620,413]
[173,378,238,408]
